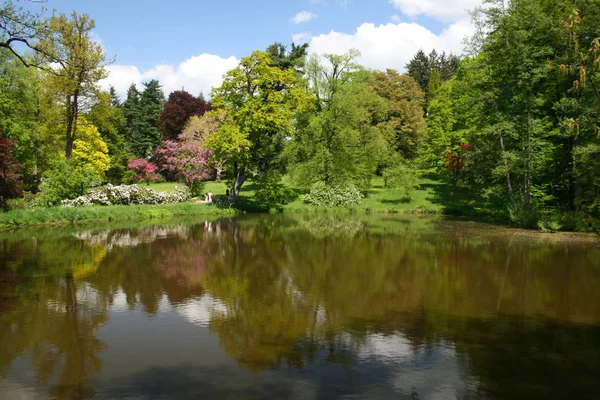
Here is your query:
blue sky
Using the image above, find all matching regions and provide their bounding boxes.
[26,0,479,97]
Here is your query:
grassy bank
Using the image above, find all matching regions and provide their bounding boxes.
[226,176,487,217]
[0,202,236,229]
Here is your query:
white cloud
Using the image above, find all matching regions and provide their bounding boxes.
[308,19,474,72]
[292,32,312,44]
[390,0,481,22]
[391,14,402,22]
[99,53,239,100]
[290,11,317,24]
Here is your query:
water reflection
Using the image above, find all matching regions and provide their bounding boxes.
[0,215,599,399]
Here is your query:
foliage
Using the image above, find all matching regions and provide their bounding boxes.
[303,182,363,207]
[367,69,426,158]
[154,120,212,196]
[127,158,160,184]
[122,81,165,158]
[382,163,419,201]
[405,49,460,109]
[87,89,132,184]
[71,117,111,180]
[0,0,51,66]
[210,50,311,199]
[288,51,387,190]
[61,184,191,207]
[253,173,298,210]
[0,135,23,210]
[0,49,40,188]
[158,90,211,140]
[37,160,99,206]
[37,12,110,160]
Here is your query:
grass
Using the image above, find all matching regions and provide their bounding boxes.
[0,202,236,229]
[231,175,488,217]
[0,175,489,229]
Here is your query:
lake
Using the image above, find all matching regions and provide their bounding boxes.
[1,215,599,399]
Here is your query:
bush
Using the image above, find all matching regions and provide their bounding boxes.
[37,161,100,206]
[382,164,419,201]
[61,184,191,207]
[508,201,540,229]
[254,174,298,209]
[304,182,363,207]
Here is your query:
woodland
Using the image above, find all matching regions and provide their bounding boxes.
[1,0,599,231]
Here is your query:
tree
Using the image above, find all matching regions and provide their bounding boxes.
[121,80,164,158]
[210,51,311,199]
[0,0,52,67]
[287,51,388,189]
[0,133,23,209]
[266,42,309,76]
[158,90,211,141]
[154,116,212,196]
[71,117,111,180]
[38,12,110,160]
[0,49,40,187]
[183,110,227,181]
[122,84,144,156]
[139,80,165,157]
[406,49,460,110]
[127,158,159,185]
[368,69,426,159]
[87,90,132,184]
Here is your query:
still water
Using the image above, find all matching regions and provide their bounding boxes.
[1,215,599,400]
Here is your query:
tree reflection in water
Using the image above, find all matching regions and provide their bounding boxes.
[0,215,599,399]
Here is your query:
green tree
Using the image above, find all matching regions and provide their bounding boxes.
[287,51,388,190]
[210,51,310,199]
[87,90,132,183]
[0,49,40,187]
[368,69,426,159]
[38,12,110,160]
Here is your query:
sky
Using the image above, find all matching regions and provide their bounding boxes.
[27,0,481,98]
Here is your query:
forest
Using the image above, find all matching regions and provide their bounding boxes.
[1,0,599,231]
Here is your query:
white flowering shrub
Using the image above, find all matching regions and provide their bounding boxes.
[303,182,363,207]
[61,184,191,207]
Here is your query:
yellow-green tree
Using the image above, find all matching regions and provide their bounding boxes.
[210,51,311,199]
[72,117,110,179]
[38,12,110,160]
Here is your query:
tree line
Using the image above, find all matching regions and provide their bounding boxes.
[1,0,599,229]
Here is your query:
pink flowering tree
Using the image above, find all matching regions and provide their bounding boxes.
[127,158,160,185]
[154,129,212,196]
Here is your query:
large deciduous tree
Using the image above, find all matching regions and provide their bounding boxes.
[38,12,110,160]
[0,0,51,66]
[87,89,132,184]
[158,90,211,141]
[210,50,310,199]
[367,69,426,159]
[0,132,23,209]
[287,50,388,189]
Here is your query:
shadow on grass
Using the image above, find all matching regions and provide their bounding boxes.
[379,198,411,205]
[419,179,491,219]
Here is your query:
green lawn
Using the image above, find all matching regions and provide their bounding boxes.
[228,175,488,217]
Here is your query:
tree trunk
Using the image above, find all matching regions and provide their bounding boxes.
[215,166,223,183]
[65,93,79,160]
[230,167,246,201]
[498,129,514,201]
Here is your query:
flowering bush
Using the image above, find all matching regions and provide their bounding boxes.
[127,159,161,184]
[61,184,191,207]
